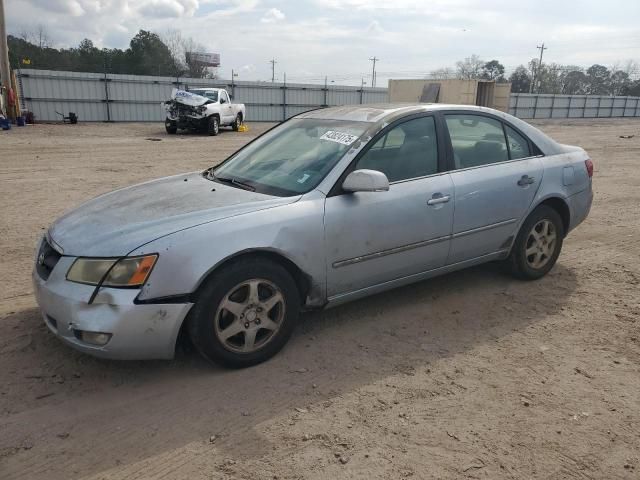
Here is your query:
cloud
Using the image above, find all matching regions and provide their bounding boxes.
[137,0,199,18]
[30,0,85,15]
[260,7,285,24]
[366,20,383,35]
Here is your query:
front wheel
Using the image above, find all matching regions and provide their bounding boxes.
[207,116,219,136]
[509,205,564,280]
[188,258,300,368]
[165,120,177,134]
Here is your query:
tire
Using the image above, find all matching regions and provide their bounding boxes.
[509,205,564,280]
[188,257,300,368]
[165,120,177,134]
[207,116,219,136]
[232,113,242,132]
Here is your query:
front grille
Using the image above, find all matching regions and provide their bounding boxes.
[36,237,62,281]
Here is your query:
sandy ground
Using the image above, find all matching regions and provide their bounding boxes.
[0,118,639,479]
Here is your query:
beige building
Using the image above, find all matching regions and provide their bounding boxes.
[388,79,511,112]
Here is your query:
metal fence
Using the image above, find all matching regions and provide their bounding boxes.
[510,93,640,119]
[16,69,389,122]
[17,70,640,122]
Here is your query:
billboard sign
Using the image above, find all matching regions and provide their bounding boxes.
[186,52,221,67]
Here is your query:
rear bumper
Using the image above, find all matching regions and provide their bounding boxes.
[32,256,193,360]
[567,186,593,233]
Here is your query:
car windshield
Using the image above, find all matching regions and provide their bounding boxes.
[211,118,369,196]
[190,89,218,101]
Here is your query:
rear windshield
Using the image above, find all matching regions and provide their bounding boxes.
[212,119,369,196]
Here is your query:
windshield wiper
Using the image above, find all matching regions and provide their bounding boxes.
[215,175,256,192]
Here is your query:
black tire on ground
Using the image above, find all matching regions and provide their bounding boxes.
[207,116,219,136]
[509,205,565,280]
[232,113,242,132]
[187,257,300,368]
[165,121,177,134]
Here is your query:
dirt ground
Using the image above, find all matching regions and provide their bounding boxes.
[0,118,639,479]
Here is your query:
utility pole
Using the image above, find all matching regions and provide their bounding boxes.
[269,58,277,82]
[369,56,379,88]
[231,68,238,98]
[531,42,547,94]
[0,0,12,117]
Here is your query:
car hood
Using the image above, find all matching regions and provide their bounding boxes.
[168,88,210,107]
[49,172,298,257]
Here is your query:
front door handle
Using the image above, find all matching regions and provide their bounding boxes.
[427,193,451,206]
[517,175,535,187]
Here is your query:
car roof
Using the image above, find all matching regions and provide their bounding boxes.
[296,103,503,123]
[296,103,563,156]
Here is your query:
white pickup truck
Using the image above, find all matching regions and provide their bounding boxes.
[164,88,246,136]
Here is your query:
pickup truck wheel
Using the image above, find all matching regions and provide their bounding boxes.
[232,114,242,131]
[165,120,177,134]
[188,257,300,368]
[207,116,219,136]
[509,205,564,280]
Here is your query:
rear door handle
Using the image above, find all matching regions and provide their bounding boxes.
[427,193,451,206]
[517,175,535,187]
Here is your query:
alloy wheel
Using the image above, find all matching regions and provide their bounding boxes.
[214,279,285,353]
[525,219,557,269]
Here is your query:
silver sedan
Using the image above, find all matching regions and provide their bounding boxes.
[33,104,593,367]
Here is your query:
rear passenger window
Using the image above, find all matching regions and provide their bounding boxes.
[445,114,508,169]
[356,116,438,182]
[505,125,531,159]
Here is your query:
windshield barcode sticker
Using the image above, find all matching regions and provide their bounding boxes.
[320,131,358,145]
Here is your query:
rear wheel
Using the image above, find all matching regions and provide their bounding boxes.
[188,258,300,368]
[232,114,242,131]
[509,205,564,280]
[207,116,219,136]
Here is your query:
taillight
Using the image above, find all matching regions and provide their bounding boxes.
[585,159,594,178]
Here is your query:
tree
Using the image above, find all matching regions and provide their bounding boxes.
[455,54,484,80]
[427,67,455,79]
[627,80,640,97]
[509,65,531,93]
[480,60,505,82]
[127,30,177,76]
[162,29,214,78]
[561,69,587,95]
[609,70,631,96]
[585,64,611,95]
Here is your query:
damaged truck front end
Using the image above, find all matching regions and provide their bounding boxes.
[164,89,211,133]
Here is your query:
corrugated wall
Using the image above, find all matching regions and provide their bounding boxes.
[17,69,389,122]
[510,93,640,119]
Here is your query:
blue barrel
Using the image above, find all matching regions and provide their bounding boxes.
[16,116,26,126]
[0,118,11,130]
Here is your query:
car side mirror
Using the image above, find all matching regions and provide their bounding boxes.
[342,169,390,193]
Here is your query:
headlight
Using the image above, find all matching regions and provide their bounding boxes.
[66,255,158,287]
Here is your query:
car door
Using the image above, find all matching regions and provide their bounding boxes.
[324,115,454,298]
[443,112,543,264]
[219,91,234,124]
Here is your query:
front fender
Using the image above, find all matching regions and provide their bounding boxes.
[132,191,327,306]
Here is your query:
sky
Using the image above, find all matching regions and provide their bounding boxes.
[6,0,640,86]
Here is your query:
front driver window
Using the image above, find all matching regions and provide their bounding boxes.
[356,116,438,182]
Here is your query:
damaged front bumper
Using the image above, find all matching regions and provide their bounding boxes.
[33,255,193,360]
[165,101,208,129]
